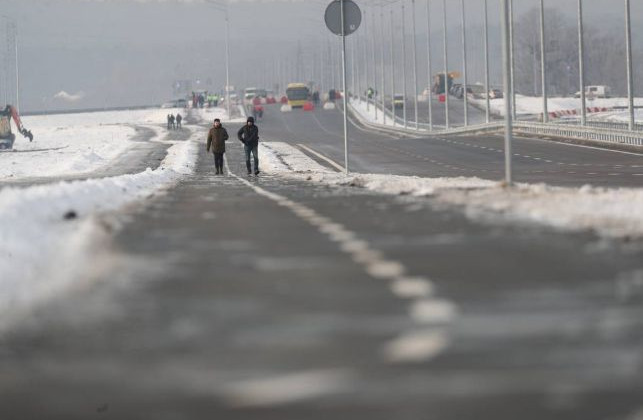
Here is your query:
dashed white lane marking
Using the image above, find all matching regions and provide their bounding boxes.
[224,156,455,365]
[221,369,354,408]
[382,330,449,363]
[297,143,346,172]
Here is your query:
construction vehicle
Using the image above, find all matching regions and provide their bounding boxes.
[0,105,33,150]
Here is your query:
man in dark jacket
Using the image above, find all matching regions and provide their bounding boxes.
[206,118,229,175]
[237,116,260,175]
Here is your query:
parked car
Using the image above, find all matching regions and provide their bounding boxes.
[488,88,503,99]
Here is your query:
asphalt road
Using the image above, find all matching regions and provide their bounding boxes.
[261,103,643,188]
[1,106,642,419]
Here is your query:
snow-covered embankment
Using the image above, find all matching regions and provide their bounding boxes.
[0,133,199,328]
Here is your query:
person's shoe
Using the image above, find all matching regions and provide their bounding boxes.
[254,170,260,175]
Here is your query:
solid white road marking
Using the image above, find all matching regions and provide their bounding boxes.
[297,143,345,172]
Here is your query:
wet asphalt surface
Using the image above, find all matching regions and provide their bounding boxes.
[1,109,642,419]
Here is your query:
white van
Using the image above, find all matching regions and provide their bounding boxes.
[575,85,611,99]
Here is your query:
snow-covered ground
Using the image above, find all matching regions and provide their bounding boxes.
[0,132,199,329]
[260,142,643,240]
[0,107,191,181]
[471,95,643,119]
[192,105,247,124]
[349,98,397,127]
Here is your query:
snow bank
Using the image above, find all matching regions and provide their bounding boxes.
[260,142,643,240]
[349,98,397,127]
[1,107,191,181]
[471,95,643,119]
[0,135,199,328]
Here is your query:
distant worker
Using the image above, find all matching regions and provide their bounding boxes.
[312,90,320,106]
[176,113,183,129]
[167,114,172,130]
[169,114,176,130]
[206,118,229,175]
[237,116,260,176]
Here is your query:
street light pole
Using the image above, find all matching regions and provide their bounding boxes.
[380,6,387,125]
[539,0,548,123]
[371,9,378,121]
[501,0,513,185]
[460,0,468,126]
[509,0,516,120]
[442,0,449,129]
[483,0,490,123]
[426,0,433,131]
[578,0,586,126]
[365,12,370,111]
[390,9,397,127]
[625,0,635,131]
[411,0,419,130]
[402,2,408,129]
[340,0,350,174]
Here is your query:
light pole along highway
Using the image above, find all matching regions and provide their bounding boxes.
[325,0,362,175]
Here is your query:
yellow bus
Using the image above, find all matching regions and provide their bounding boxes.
[286,83,310,108]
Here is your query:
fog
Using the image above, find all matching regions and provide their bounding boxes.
[2,0,642,112]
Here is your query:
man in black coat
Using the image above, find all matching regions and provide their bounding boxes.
[237,116,260,175]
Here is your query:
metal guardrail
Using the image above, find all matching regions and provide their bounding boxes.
[348,100,643,148]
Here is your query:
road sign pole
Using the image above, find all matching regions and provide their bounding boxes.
[340,0,350,174]
[411,0,419,130]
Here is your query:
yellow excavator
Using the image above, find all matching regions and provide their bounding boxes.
[0,104,33,150]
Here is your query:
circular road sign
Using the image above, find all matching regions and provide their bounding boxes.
[324,0,361,36]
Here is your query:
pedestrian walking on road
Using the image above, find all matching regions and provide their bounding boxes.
[176,113,183,129]
[207,118,229,175]
[169,114,176,130]
[167,114,172,130]
[237,116,260,175]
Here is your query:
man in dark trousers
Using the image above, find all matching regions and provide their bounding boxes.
[237,116,260,175]
[206,118,229,175]
[175,113,182,129]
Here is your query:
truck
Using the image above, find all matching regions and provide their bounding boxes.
[0,105,33,150]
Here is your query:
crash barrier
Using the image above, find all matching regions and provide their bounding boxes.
[347,100,643,148]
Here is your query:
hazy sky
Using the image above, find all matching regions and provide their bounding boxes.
[2,0,641,112]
